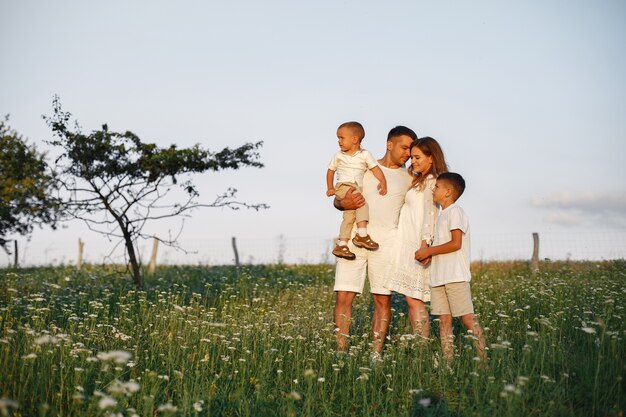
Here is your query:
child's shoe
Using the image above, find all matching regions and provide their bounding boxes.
[333,244,356,260]
[352,234,379,250]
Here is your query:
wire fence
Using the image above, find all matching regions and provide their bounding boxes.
[6,230,626,268]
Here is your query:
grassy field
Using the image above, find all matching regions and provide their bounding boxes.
[0,261,624,416]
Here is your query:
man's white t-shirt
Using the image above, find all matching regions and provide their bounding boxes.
[334,163,412,294]
[362,164,412,245]
[429,203,472,287]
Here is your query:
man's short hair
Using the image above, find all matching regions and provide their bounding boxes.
[437,172,466,200]
[338,121,365,141]
[387,125,418,142]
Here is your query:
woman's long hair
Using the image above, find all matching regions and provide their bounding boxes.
[409,137,448,190]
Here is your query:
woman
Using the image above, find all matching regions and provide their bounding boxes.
[385,137,448,338]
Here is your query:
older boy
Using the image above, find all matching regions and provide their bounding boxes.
[415,172,486,362]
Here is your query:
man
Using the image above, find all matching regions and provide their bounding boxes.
[333,126,416,359]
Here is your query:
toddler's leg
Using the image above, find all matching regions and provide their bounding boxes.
[332,210,357,259]
[355,201,370,236]
[352,201,379,250]
[339,209,356,242]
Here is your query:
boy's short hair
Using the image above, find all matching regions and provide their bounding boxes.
[387,125,418,143]
[338,121,365,142]
[437,172,466,201]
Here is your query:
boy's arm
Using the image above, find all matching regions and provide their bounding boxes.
[326,169,335,197]
[415,229,462,261]
[370,165,387,195]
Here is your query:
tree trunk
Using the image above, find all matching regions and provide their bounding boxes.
[122,230,142,288]
[102,195,143,288]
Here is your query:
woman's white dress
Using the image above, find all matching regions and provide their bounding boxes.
[385,175,438,301]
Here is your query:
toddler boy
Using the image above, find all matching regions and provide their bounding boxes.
[326,121,387,260]
[414,172,486,362]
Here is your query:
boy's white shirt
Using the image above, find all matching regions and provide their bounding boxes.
[328,148,378,187]
[429,203,472,287]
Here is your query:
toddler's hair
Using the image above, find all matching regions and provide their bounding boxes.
[387,125,418,142]
[437,172,466,200]
[338,121,365,141]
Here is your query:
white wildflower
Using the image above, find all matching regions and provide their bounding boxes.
[286,391,302,401]
[157,402,178,413]
[98,396,117,409]
[503,384,516,392]
[107,380,140,396]
[581,327,596,334]
[97,350,132,364]
[418,398,431,407]
[34,335,58,345]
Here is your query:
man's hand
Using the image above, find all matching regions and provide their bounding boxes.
[326,189,335,197]
[334,187,365,210]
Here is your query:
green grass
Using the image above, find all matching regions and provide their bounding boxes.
[0,261,624,416]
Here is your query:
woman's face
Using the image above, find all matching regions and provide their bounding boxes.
[411,146,433,175]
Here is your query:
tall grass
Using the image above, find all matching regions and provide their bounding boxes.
[0,261,624,416]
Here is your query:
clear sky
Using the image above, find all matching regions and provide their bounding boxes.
[1,1,625,265]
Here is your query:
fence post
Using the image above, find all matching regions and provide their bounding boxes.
[77,238,84,271]
[531,232,539,272]
[13,240,18,269]
[149,238,159,274]
[231,237,240,275]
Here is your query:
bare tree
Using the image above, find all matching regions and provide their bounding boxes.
[44,97,267,287]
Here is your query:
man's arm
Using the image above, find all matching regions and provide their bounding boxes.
[415,229,462,261]
[333,187,366,211]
